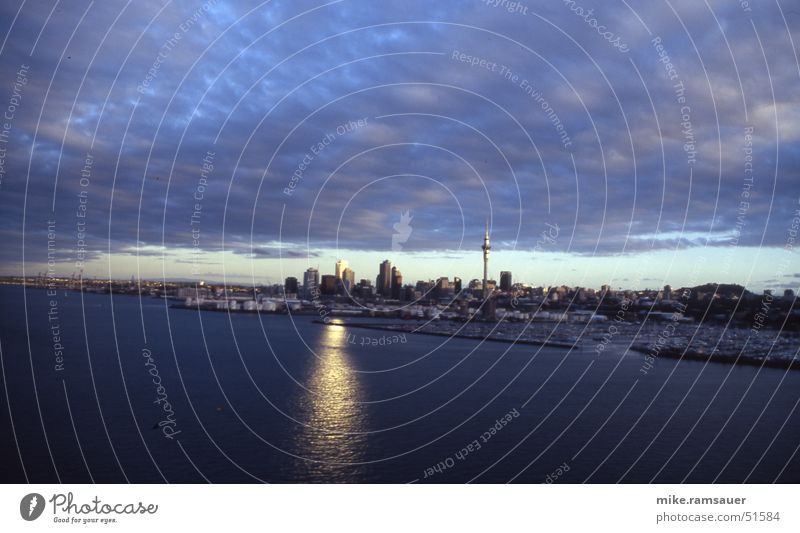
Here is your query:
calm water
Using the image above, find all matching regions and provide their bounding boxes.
[1,285,798,483]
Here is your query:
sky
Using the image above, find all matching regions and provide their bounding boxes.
[0,0,798,290]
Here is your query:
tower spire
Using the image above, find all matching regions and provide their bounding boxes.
[482,219,491,300]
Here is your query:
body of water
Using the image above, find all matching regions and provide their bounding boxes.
[1,285,798,483]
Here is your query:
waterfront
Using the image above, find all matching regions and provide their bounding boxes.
[1,285,799,483]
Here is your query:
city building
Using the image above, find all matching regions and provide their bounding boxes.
[377,260,392,297]
[341,267,355,292]
[284,277,298,297]
[356,279,373,298]
[335,259,349,279]
[320,274,337,295]
[302,268,319,299]
[391,266,402,299]
[500,271,512,292]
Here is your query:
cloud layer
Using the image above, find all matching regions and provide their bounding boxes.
[0,0,798,282]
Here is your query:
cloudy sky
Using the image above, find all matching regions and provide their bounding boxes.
[0,0,797,290]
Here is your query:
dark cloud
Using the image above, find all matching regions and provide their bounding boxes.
[0,0,797,270]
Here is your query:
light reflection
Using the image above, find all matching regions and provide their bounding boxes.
[295,324,366,473]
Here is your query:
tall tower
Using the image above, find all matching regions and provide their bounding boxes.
[482,219,491,300]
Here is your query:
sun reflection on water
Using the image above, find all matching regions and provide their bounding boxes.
[295,324,366,474]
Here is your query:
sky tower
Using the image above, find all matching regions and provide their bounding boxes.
[482,219,490,299]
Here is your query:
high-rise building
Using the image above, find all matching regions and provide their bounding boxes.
[482,220,491,299]
[335,259,349,279]
[342,267,355,292]
[320,275,337,295]
[377,260,392,296]
[284,277,298,296]
[500,271,512,292]
[391,266,402,299]
[453,276,462,294]
[302,268,319,299]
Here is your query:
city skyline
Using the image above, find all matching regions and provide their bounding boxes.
[17,246,796,296]
[14,216,798,293]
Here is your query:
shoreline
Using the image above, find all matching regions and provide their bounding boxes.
[629,344,799,371]
[316,320,579,349]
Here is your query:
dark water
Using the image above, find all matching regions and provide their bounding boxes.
[1,285,798,483]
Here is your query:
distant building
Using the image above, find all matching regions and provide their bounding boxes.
[356,279,373,298]
[335,259,349,279]
[391,266,402,299]
[341,267,355,292]
[434,277,452,298]
[302,268,319,299]
[404,285,416,301]
[320,275,337,295]
[453,276,462,294]
[284,277,298,296]
[377,260,392,297]
[500,271,512,292]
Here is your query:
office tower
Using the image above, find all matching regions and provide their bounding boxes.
[320,275,337,295]
[377,259,392,296]
[391,266,402,299]
[335,259,349,279]
[303,267,319,299]
[500,271,512,292]
[284,277,298,296]
[342,267,355,292]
